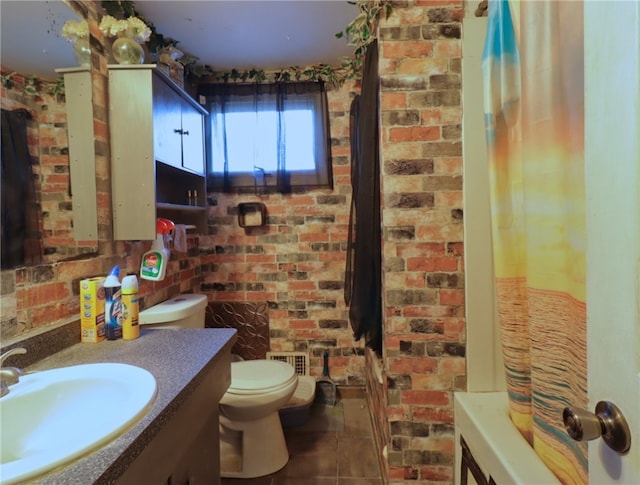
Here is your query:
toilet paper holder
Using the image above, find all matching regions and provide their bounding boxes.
[238,202,267,228]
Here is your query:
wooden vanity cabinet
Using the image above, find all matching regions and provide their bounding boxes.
[108,65,208,240]
[116,351,231,485]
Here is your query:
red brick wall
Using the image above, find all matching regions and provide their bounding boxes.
[366,348,390,479]
[376,1,465,482]
[200,80,367,382]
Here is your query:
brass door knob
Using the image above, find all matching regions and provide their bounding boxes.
[562,401,631,454]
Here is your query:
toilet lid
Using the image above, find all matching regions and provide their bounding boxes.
[139,293,207,325]
[228,359,296,392]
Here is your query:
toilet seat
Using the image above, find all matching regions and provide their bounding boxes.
[226,360,297,396]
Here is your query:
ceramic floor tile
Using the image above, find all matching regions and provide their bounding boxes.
[341,399,373,436]
[221,476,273,485]
[289,402,345,433]
[337,479,383,485]
[336,436,380,479]
[280,432,339,478]
[273,478,337,485]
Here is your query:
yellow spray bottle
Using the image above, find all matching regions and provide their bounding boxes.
[121,274,139,340]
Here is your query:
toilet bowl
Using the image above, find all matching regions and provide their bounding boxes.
[139,294,298,478]
[219,359,298,478]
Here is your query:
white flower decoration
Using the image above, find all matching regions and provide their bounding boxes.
[99,15,151,43]
[61,19,89,42]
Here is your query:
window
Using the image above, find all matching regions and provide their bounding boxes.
[201,82,333,193]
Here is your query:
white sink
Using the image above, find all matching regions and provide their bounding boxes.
[0,362,157,484]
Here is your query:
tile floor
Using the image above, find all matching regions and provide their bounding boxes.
[221,388,383,485]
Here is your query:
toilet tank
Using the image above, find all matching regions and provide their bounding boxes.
[139,293,207,329]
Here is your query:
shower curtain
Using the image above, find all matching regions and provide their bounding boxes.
[482,1,587,483]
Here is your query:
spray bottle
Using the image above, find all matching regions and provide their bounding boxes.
[140,218,174,281]
[121,274,139,340]
[104,265,122,340]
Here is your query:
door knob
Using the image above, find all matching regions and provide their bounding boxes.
[562,401,631,454]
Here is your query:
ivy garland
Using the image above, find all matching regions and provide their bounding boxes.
[3,1,390,96]
[1,72,65,97]
[101,0,391,86]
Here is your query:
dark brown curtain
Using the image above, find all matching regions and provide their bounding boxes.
[345,40,382,354]
[1,108,42,268]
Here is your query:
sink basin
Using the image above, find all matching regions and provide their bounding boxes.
[0,362,157,484]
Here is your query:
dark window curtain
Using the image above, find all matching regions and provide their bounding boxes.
[199,81,332,194]
[344,94,360,307]
[345,40,382,354]
[1,108,42,268]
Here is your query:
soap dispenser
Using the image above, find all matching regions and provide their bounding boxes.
[140,218,174,281]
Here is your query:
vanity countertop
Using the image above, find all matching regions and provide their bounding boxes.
[20,327,237,485]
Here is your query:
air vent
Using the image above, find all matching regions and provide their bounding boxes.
[266,351,309,376]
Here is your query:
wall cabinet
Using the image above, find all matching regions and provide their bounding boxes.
[108,65,209,240]
[152,76,205,175]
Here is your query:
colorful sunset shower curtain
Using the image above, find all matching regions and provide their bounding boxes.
[482,1,587,483]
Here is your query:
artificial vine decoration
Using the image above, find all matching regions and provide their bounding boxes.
[0,72,15,89]
[194,63,348,87]
[335,0,392,77]
[100,0,391,86]
[1,72,65,97]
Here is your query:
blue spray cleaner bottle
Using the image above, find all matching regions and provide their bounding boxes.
[104,265,123,340]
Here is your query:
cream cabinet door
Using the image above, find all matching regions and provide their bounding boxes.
[180,101,206,175]
[152,74,182,168]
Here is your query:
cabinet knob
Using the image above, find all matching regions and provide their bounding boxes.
[182,130,189,136]
[174,128,183,134]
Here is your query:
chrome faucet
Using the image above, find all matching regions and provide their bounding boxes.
[0,347,27,397]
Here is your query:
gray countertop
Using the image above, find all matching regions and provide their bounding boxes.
[16,327,237,484]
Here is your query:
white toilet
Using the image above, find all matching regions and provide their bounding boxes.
[138,293,208,329]
[218,359,297,478]
[139,294,298,478]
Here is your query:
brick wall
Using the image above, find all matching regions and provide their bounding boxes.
[366,347,390,479]
[200,80,367,382]
[377,1,465,482]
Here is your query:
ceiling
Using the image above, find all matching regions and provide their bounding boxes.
[0,0,359,81]
[1,1,80,80]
